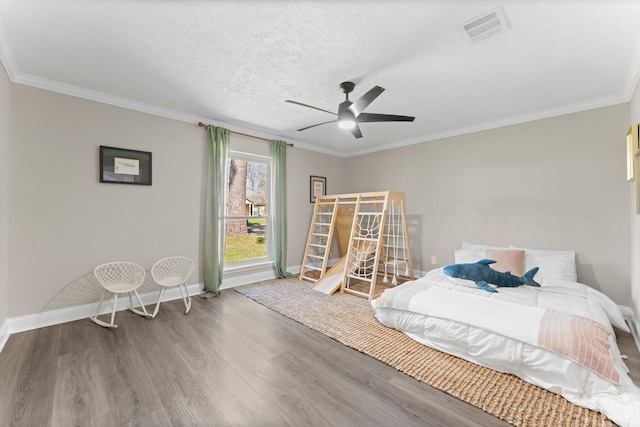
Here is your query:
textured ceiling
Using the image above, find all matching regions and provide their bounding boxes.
[1,1,640,156]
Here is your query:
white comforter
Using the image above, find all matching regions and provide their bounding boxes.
[371,267,640,427]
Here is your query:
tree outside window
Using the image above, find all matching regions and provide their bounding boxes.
[224,153,270,263]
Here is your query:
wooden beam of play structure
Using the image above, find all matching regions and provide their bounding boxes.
[300,191,414,300]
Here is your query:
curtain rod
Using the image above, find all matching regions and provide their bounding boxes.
[197,122,294,147]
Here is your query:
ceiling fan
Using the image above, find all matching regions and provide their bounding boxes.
[286,81,415,139]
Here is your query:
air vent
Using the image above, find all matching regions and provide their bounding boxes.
[459,5,510,41]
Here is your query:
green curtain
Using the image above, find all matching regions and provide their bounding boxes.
[203,126,230,295]
[271,140,292,278]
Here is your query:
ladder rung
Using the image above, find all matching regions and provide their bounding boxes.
[307,254,324,259]
[343,288,370,297]
[312,233,330,237]
[304,265,322,271]
[300,275,318,283]
[310,243,327,248]
[346,276,374,283]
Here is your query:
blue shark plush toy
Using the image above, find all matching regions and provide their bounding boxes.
[443,259,540,293]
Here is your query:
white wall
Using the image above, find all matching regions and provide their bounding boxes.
[346,104,631,304]
[6,83,345,318]
[0,60,10,329]
[630,80,640,319]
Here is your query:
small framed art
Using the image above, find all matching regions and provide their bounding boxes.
[99,146,152,185]
[636,150,640,214]
[310,175,326,203]
[627,124,638,182]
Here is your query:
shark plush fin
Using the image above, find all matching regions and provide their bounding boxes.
[477,259,497,266]
[522,267,541,287]
[476,280,498,293]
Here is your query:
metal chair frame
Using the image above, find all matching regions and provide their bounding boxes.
[91,261,151,328]
[150,256,194,318]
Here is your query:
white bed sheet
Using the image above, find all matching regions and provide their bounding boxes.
[371,268,640,427]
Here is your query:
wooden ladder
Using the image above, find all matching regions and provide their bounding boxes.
[299,196,338,282]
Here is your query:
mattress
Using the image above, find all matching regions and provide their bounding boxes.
[371,268,640,427]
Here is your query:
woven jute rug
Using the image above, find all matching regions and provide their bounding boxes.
[236,277,614,427]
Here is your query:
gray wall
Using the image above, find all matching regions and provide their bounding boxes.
[630,80,640,319]
[2,77,634,318]
[5,83,346,318]
[286,147,347,267]
[8,85,205,317]
[0,61,10,327]
[345,104,631,305]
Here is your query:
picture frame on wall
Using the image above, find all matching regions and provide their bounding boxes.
[627,124,638,182]
[100,145,152,185]
[636,151,640,214]
[310,175,326,203]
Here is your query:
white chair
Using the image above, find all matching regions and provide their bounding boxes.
[150,256,194,318]
[91,261,152,328]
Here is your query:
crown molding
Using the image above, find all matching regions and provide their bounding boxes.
[343,93,630,158]
[624,31,640,101]
[2,13,636,161]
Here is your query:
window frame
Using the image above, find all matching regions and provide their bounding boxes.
[223,150,272,268]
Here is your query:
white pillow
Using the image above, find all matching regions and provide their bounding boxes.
[454,249,487,264]
[461,241,507,251]
[510,246,577,283]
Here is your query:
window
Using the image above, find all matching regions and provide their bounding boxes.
[224,151,271,265]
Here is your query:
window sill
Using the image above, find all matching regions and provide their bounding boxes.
[223,260,273,273]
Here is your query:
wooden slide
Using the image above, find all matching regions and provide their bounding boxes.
[311,255,347,295]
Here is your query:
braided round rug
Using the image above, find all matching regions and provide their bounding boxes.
[236,278,613,427]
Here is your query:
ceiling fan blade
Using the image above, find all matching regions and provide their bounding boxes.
[347,86,385,117]
[350,123,363,139]
[297,120,337,132]
[286,100,337,116]
[356,113,415,123]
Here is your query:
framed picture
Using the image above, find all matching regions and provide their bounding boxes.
[310,175,326,203]
[100,146,152,185]
[627,124,638,182]
[636,151,640,214]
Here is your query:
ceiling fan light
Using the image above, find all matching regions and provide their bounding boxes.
[338,119,356,129]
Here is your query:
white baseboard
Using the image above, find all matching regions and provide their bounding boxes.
[0,320,8,354]
[4,274,636,357]
[0,266,305,354]
[6,283,204,335]
[0,284,204,353]
[619,306,640,353]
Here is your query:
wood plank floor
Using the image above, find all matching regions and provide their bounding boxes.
[0,289,638,427]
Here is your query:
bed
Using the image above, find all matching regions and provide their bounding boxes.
[371,242,640,427]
